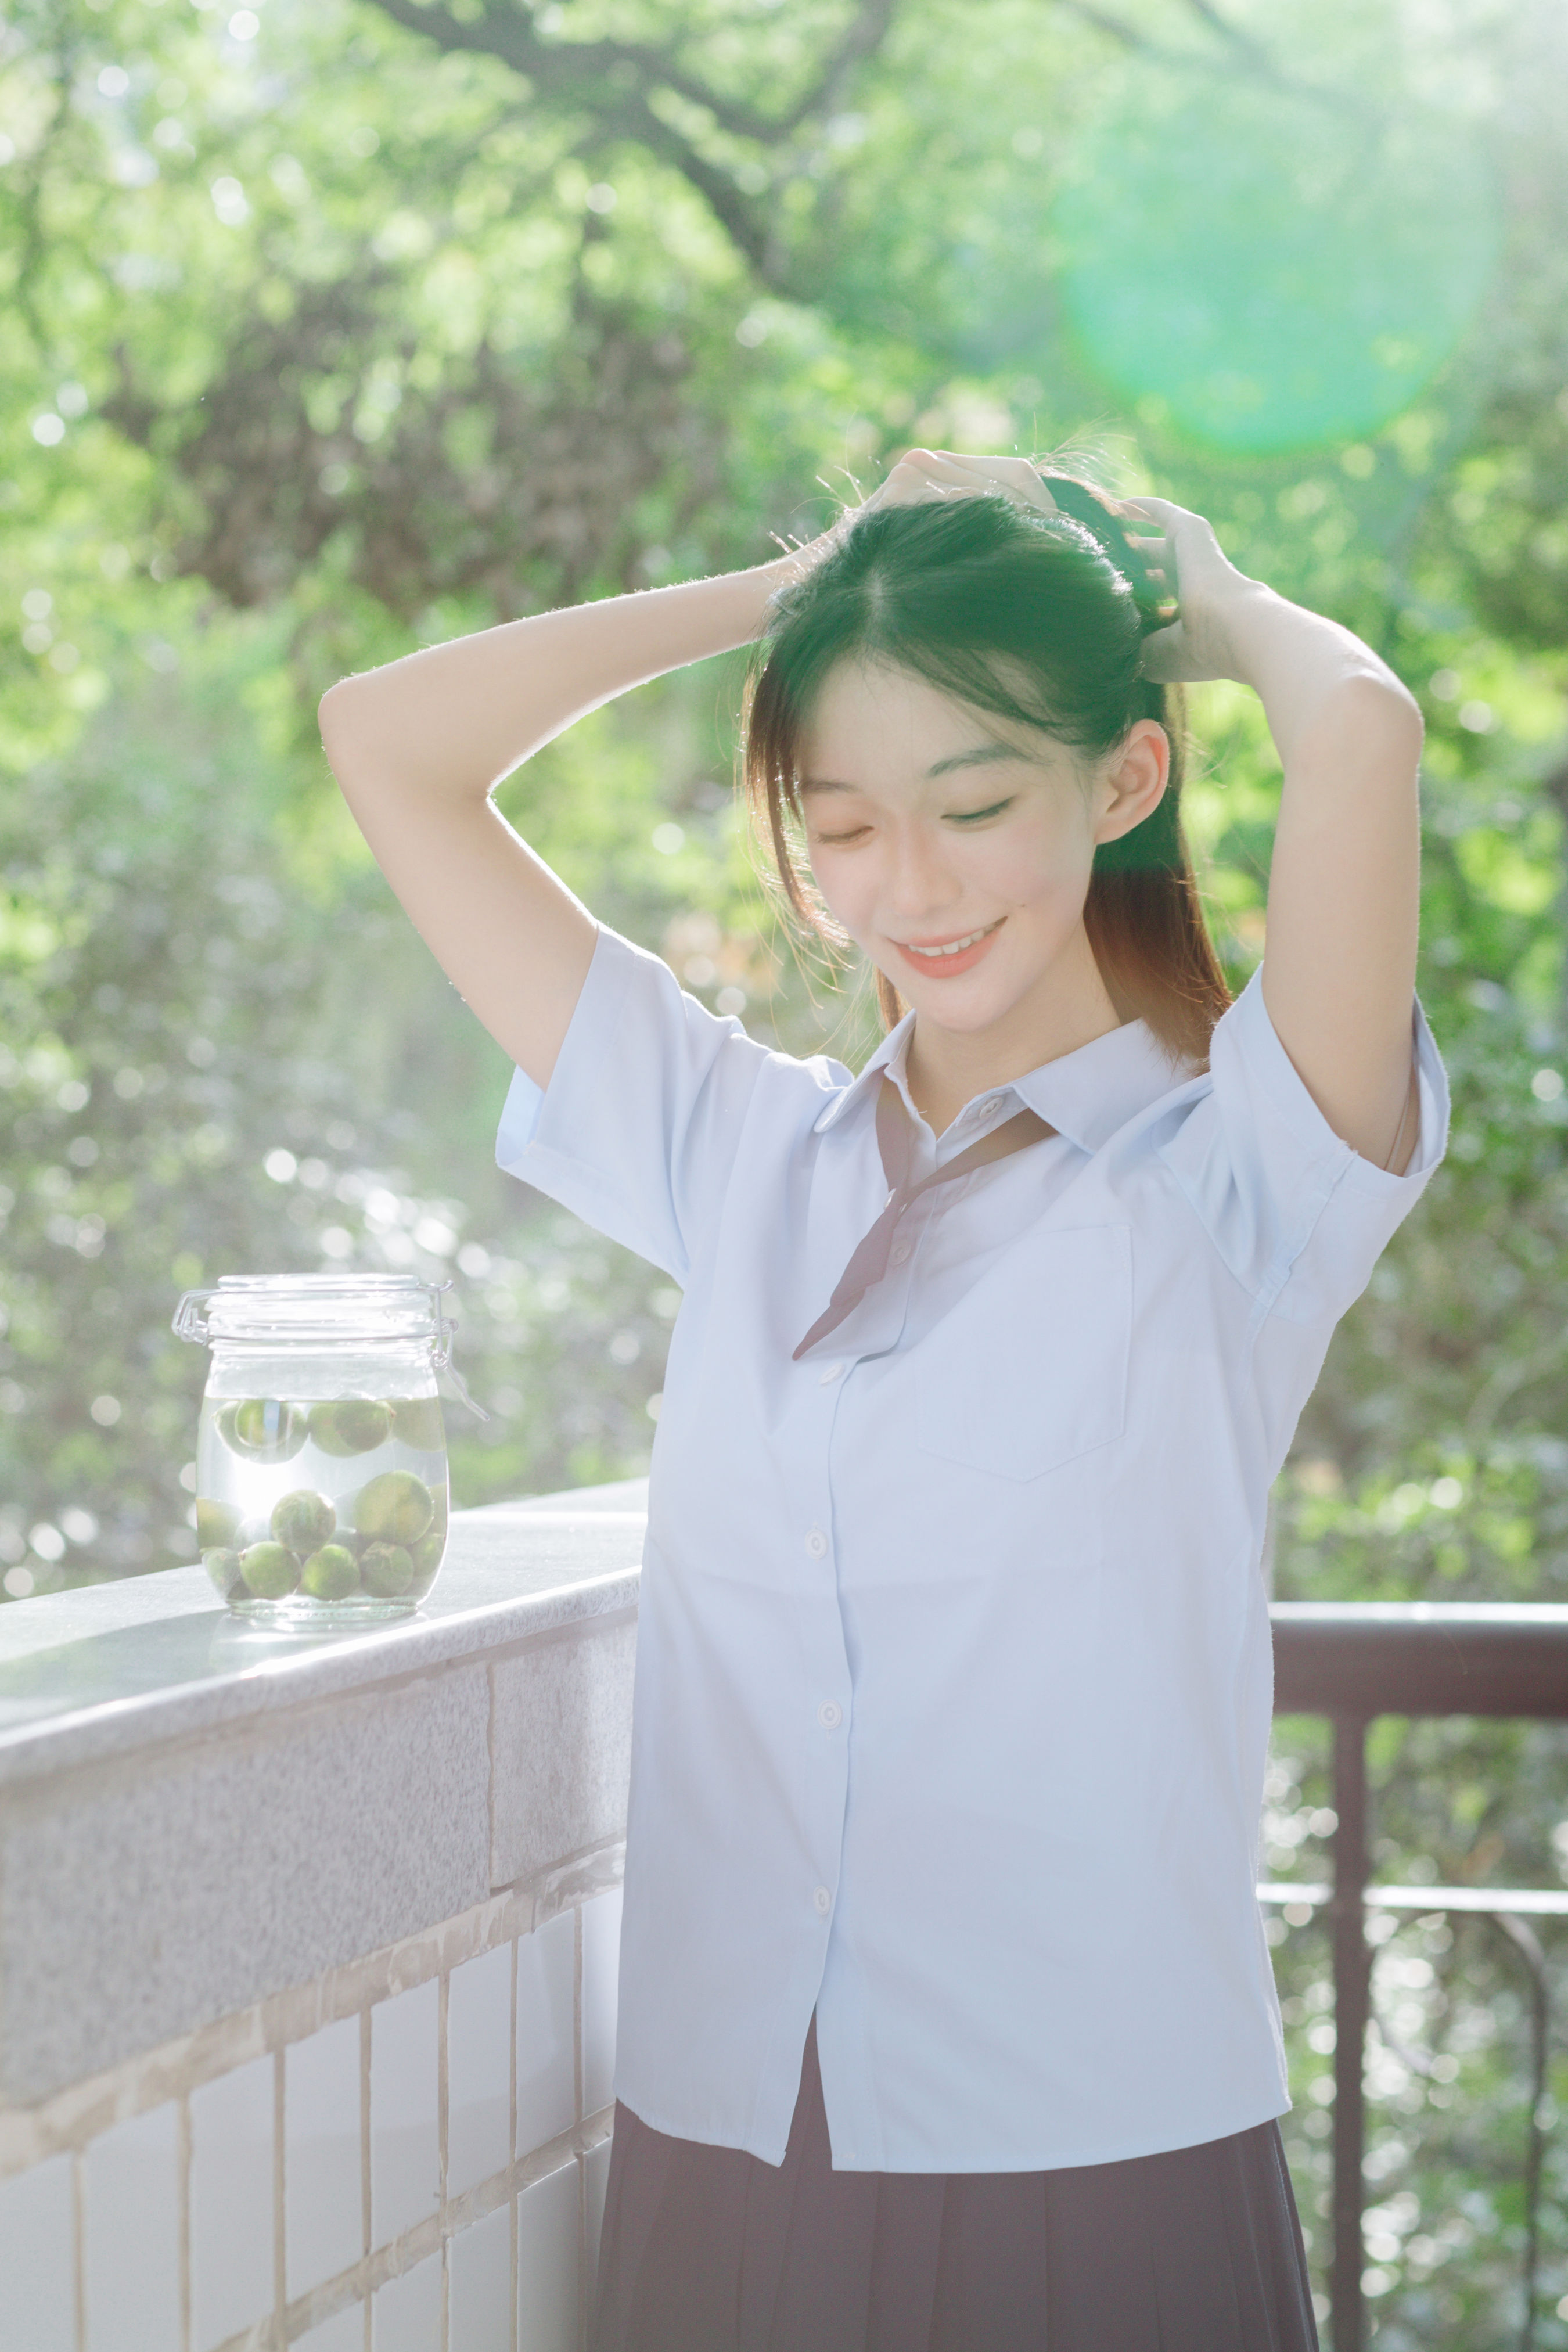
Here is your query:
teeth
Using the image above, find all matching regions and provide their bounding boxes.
[905,925,993,958]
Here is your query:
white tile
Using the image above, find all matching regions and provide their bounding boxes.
[515,1908,575,2156]
[0,2152,75,2352]
[449,2200,511,2349]
[581,1887,623,2117]
[373,2250,444,2352]
[191,2052,276,2351]
[287,2015,364,2297]
[371,1978,440,2247]
[585,2137,611,2274]
[296,2300,366,2351]
[448,1941,511,2197]
[517,2160,579,2352]
[82,2101,181,2352]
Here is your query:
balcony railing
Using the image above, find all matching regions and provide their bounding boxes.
[1266,1602,1568,2352]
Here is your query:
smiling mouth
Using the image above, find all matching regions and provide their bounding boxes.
[897,918,1005,961]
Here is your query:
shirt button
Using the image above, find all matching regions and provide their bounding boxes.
[818,1361,844,1386]
[805,1527,828,1558]
[889,1240,911,1265]
[814,1887,833,1917]
[817,1700,843,1730]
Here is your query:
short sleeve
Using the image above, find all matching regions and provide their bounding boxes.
[495,923,793,1285]
[1156,965,1450,1328]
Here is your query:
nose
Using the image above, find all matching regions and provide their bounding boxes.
[879,820,964,933]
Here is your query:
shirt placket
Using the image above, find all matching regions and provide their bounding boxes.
[790,1084,1016,1987]
[797,1183,940,1952]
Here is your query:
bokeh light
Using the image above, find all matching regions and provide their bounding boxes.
[1055,88,1501,453]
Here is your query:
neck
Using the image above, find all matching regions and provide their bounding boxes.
[901,922,1124,1134]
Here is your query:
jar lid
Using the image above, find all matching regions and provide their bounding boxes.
[174,1274,454,1350]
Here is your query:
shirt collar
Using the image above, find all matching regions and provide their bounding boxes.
[814,1009,1192,1153]
[812,1011,919,1137]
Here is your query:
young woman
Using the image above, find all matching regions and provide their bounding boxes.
[319,448,1449,2351]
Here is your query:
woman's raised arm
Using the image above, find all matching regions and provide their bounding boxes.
[1130,498,1424,1173]
[318,559,792,1087]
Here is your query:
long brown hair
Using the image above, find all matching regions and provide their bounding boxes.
[741,473,1232,1066]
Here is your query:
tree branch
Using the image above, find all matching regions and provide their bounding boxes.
[1180,0,1261,55]
[781,0,898,132]
[594,85,776,277]
[357,0,897,148]
[359,0,774,145]
[1177,0,1351,110]
[1050,0,1163,52]
[354,0,901,283]
[1057,0,1361,114]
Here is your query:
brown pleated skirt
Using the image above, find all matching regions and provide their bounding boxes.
[591,2021,1319,2352]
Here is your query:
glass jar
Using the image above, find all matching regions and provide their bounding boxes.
[173,1274,455,1625]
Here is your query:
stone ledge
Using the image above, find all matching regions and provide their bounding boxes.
[0,1477,646,1788]
[0,1480,646,2106]
[2,1662,494,2103]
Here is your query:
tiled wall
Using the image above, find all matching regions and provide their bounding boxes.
[0,1874,623,2352]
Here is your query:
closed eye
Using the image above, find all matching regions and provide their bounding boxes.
[812,794,1017,847]
[946,797,1016,826]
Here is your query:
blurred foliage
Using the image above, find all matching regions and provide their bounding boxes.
[5,0,1568,2336]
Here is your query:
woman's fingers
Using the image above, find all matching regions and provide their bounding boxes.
[962,455,1059,508]
[864,449,1060,516]
[1138,621,1197,683]
[865,449,978,508]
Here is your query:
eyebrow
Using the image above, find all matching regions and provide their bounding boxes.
[926,743,1027,779]
[800,743,1027,795]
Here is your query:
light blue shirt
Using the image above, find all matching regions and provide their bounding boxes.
[498,923,1450,2170]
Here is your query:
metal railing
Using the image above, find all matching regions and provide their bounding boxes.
[1267,1602,1568,2352]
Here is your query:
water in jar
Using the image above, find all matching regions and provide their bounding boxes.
[197,1387,448,1621]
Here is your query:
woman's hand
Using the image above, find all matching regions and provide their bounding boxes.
[859,447,1062,517]
[1120,496,1268,685]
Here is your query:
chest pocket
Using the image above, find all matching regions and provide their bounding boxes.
[914,1224,1132,1482]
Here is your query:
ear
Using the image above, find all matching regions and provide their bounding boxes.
[1092,720,1170,847]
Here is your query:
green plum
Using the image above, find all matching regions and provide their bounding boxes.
[409,1529,445,1578]
[196,1497,242,1552]
[239,1541,301,1598]
[391,1397,445,1451]
[360,1541,416,1598]
[309,1399,393,1457]
[271,1488,336,1552]
[354,1470,434,1545]
[301,1543,360,1600]
[203,1547,244,1598]
[218,1398,308,1463]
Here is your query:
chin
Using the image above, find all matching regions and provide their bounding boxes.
[911,990,1023,1035]
[899,965,1030,1030]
